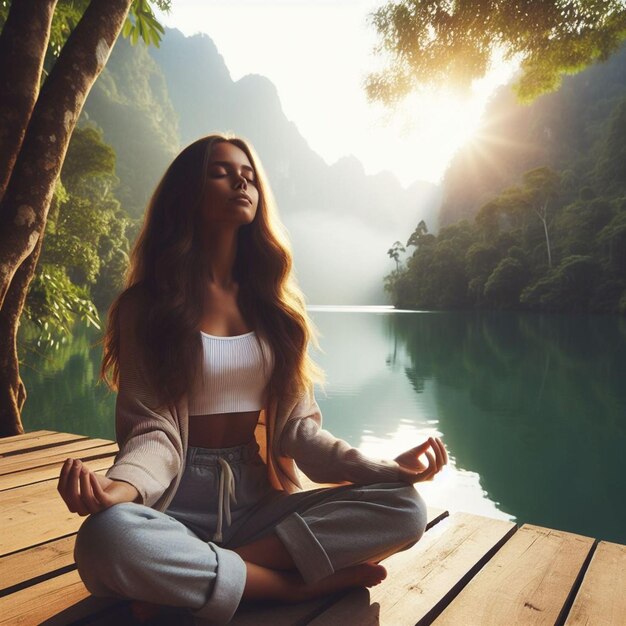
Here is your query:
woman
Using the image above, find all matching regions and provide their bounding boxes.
[59,134,448,625]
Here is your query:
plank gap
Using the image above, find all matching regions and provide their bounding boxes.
[425,510,450,532]
[0,564,77,599]
[416,523,519,625]
[555,538,599,626]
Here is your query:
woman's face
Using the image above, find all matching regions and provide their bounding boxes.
[202,141,259,228]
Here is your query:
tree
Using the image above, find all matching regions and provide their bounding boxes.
[406,219,433,248]
[364,0,626,107]
[0,0,169,436]
[484,257,530,308]
[387,240,406,271]
[521,167,562,269]
[520,255,600,312]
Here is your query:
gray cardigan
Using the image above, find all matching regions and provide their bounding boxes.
[105,299,401,512]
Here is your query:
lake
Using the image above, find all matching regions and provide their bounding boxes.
[18,306,626,544]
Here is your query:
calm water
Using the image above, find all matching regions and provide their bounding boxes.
[19,307,626,544]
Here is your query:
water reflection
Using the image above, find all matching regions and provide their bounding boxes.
[19,326,115,440]
[308,308,626,544]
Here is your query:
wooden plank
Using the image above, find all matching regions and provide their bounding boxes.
[0,439,116,474]
[0,466,108,556]
[0,535,76,592]
[0,430,56,447]
[0,569,121,626]
[564,540,626,626]
[0,432,91,456]
[432,524,595,625]
[0,451,116,491]
[309,512,516,626]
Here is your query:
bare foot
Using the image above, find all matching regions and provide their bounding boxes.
[289,562,387,603]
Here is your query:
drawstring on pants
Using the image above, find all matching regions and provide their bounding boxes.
[212,457,238,543]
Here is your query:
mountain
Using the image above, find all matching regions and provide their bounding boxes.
[80,27,439,304]
[80,36,180,218]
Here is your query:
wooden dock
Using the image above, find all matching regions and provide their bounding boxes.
[0,429,624,625]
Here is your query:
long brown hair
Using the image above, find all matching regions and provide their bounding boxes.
[100,133,326,411]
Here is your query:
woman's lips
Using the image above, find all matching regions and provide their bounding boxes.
[230,196,251,204]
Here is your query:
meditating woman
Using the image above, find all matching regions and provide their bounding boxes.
[58,134,448,624]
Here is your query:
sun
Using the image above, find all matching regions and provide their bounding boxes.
[371,49,519,186]
[372,87,485,185]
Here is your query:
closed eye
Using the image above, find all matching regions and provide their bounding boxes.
[211,170,256,185]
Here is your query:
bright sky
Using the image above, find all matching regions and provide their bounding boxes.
[154,0,519,188]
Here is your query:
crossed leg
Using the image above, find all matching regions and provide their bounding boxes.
[225,480,426,602]
[101,481,427,622]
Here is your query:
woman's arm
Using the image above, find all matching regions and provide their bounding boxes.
[279,391,401,485]
[102,296,182,508]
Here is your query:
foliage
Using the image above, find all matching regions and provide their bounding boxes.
[0,1,172,81]
[23,265,100,349]
[484,257,531,309]
[23,125,134,348]
[386,56,626,315]
[364,0,626,106]
[387,142,626,313]
[520,255,601,312]
[123,0,169,47]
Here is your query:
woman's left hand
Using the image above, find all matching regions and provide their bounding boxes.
[394,436,448,484]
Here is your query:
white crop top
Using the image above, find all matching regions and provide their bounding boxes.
[188,330,274,416]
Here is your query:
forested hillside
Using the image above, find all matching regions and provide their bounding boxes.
[386,43,626,314]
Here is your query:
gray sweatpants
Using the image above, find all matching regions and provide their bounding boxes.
[74,439,427,625]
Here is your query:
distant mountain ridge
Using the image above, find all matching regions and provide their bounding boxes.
[80,27,439,304]
[438,42,626,228]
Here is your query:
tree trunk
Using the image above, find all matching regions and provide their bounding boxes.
[535,199,552,269]
[0,0,57,202]
[0,0,134,436]
[0,236,43,436]
[542,217,552,269]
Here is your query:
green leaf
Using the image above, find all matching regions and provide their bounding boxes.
[122,17,133,38]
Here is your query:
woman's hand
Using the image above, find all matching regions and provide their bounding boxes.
[394,436,448,485]
[57,458,137,516]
